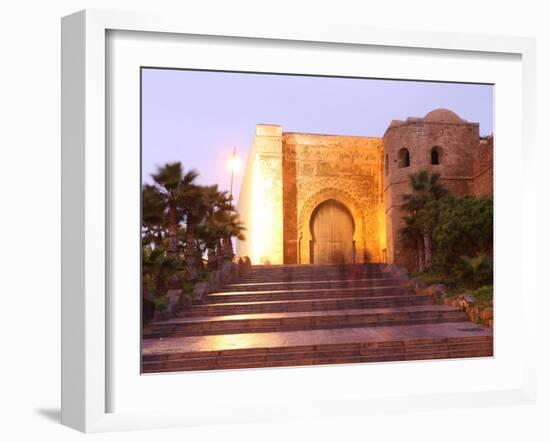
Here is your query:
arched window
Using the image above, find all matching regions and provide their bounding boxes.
[385,154,389,176]
[431,146,442,165]
[397,148,410,168]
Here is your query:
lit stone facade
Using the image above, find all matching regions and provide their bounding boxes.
[237,109,493,269]
[237,124,285,265]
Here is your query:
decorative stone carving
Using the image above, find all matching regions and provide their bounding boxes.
[237,111,492,272]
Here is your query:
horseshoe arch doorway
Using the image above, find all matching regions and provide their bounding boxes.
[309,199,355,264]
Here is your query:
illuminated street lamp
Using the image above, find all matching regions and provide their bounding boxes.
[227,145,241,202]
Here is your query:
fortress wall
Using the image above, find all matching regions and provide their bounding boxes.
[383,118,480,269]
[237,125,284,264]
[282,133,385,264]
[472,135,494,197]
[238,110,487,270]
[282,139,298,263]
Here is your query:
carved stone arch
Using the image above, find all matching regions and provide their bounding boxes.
[298,188,367,264]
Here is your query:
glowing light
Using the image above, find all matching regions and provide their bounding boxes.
[227,155,242,173]
[250,156,283,265]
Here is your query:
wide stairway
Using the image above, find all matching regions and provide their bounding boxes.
[142,264,493,373]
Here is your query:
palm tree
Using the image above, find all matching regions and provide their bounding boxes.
[217,211,246,259]
[402,170,447,269]
[149,162,199,258]
[142,245,179,299]
[142,184,166,248]
[179,184,209,280]
[402,213,425,272]
[196,185,233,270]
[141,244,181,321]
[142,162,245,286]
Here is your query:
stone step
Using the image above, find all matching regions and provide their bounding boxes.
[143,333,493,362]
[177,294,434,317]
[142,262,493,373]
[246,266,387,274]
[206,285,413,303]
[142,335,493,373]
[221,277,405,292]
[244,264,389,277]
[143,305,467,338]
[249,263,385,272]
[143,345,494,372]
[240,271,390,282]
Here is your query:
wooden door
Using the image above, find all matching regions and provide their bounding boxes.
[311,200,354,264]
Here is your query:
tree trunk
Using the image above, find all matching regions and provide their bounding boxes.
[207,247,217,270]
[416,234,425,272]
[194,240,204,273]
[216,240,224,268]
[166,203,178,257]
[155,267,165,296]
[154,228,163,249]
[222,237,234,260]
[184,219,199,281]
[423,227,432,269]
[184,212,201,281]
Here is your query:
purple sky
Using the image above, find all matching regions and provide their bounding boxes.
[141,68,493,201]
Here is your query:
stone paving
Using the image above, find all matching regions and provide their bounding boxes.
[142,264,493,372]
[142,321,491,356]
[154,304,463,325]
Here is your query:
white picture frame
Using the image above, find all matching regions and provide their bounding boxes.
[61,9,538,433]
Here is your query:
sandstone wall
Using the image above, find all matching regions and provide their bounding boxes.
[237,125,284,265]
[282,133,385,264]
[238,110,490,270]
[383,116,480,270]
[472,135,494,197]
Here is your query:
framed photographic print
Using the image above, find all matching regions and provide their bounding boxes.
[61,9,538,433]
[140,68,495,375]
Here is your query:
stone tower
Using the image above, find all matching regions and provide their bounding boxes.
[383,109,481,269]
[237,124,285,265]
[237,109,490,271]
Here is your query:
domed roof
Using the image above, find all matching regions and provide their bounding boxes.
[424,108,465,124]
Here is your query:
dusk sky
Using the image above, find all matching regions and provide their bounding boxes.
[142,68,493,202]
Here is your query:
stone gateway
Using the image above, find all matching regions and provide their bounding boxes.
[237,109,493,270]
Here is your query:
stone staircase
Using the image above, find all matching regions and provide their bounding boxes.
[142,264,493,373]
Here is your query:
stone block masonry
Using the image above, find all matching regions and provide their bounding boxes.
[238,125,386,265]
[238,109,493,271]
[282,132,385,265]
[237,124,285,265]
[383,109,490,270]
[472,135,494,197]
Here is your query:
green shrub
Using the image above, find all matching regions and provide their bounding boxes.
[182,282,194,293]
[429,195,493,270]
[153,295,167,311]
[472,285,493,308]
[452,255,493,288]
[412,271,452,286]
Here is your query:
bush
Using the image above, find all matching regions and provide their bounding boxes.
[411,271,452,286]
[472,285,493,308]
[428,195,493,270]
[182,281,194,293]
[452,254,493,288]
[153,295,167,311]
